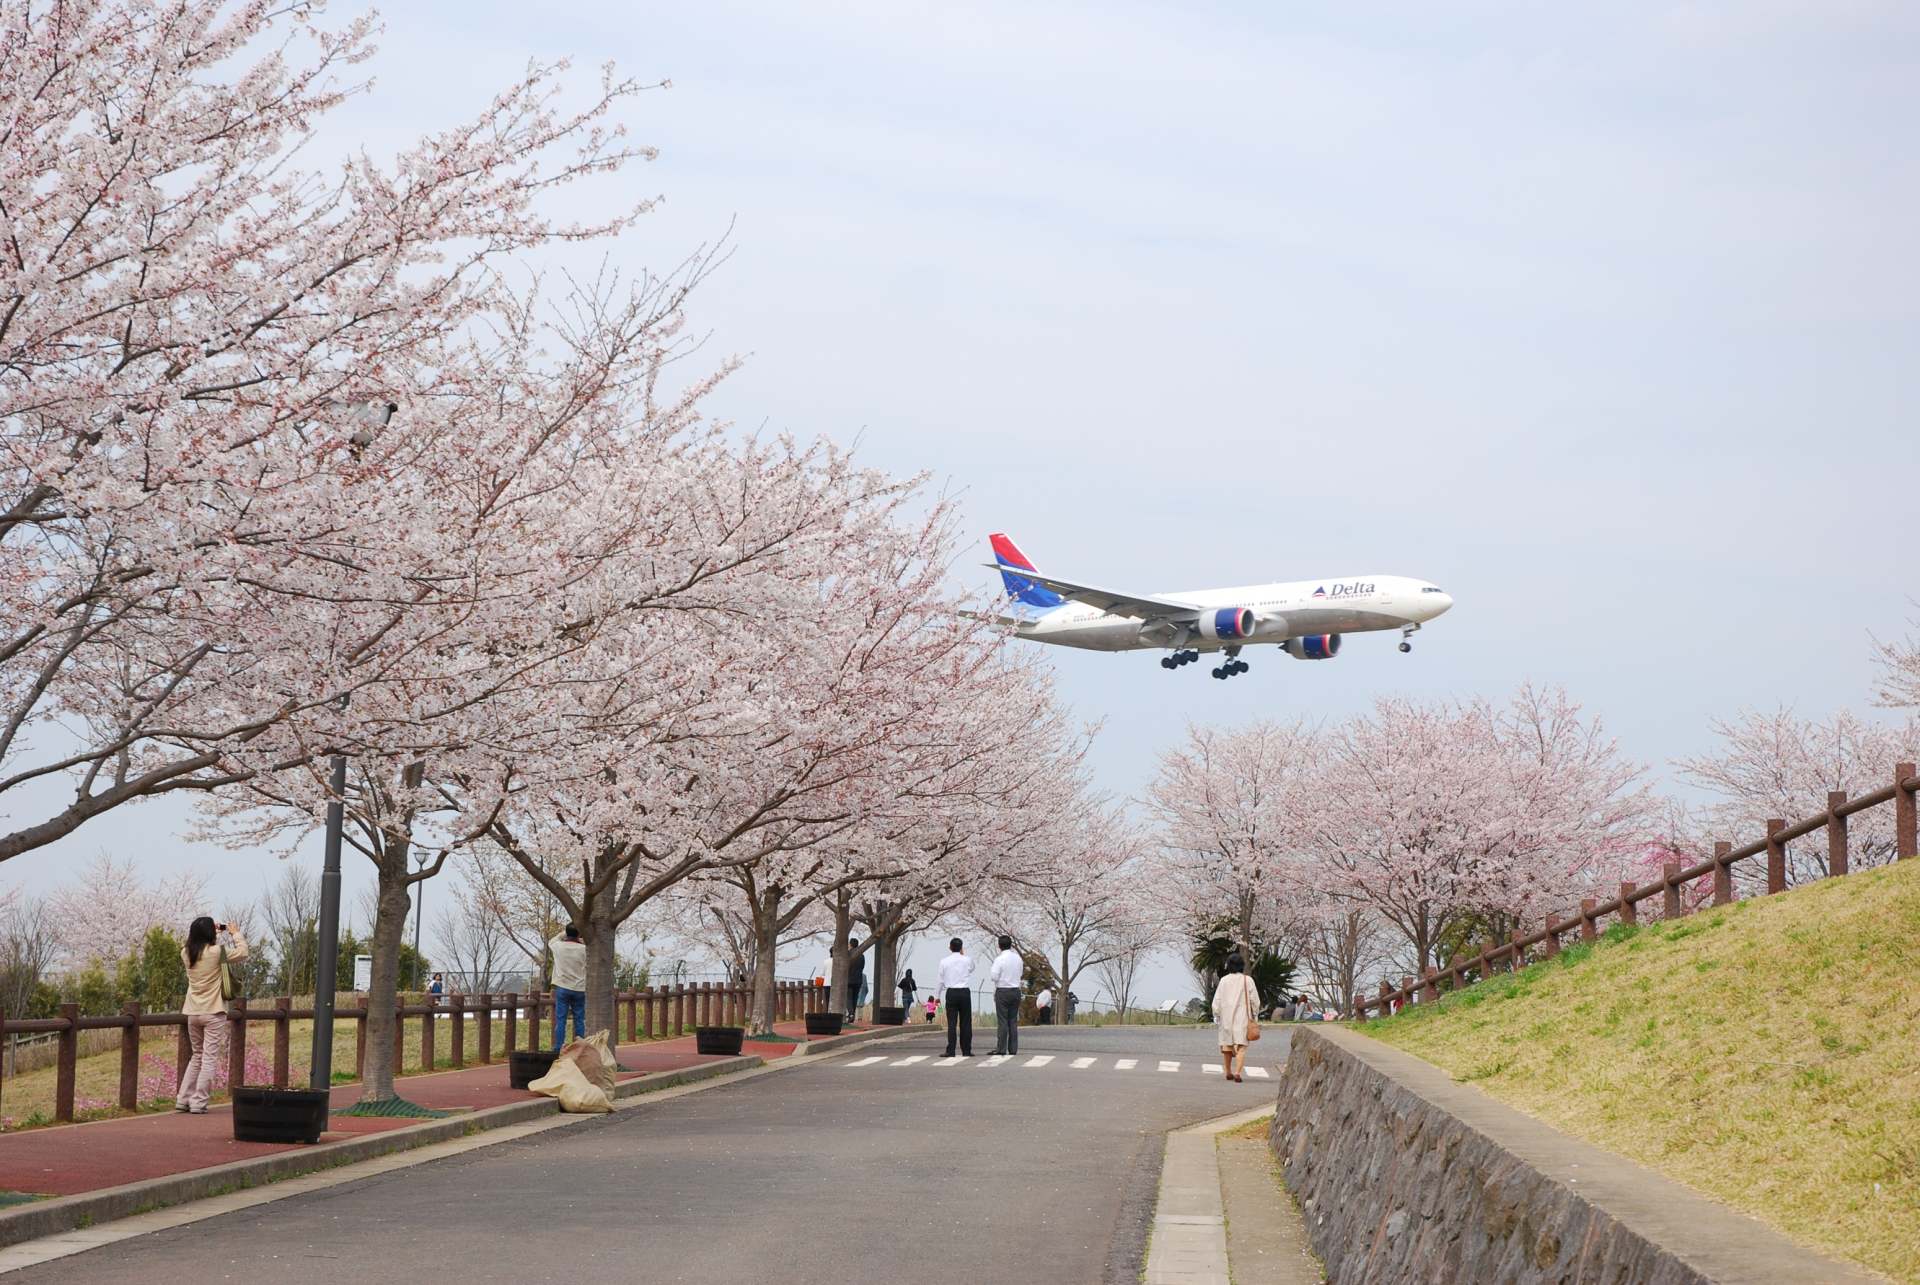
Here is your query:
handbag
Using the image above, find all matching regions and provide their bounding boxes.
[218,945,236,1003]
[1244,977,1261,1042]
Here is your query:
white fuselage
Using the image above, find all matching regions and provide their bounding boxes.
[1016,575,1453,652]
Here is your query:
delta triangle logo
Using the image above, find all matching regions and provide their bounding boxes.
[1312,586,1326,598]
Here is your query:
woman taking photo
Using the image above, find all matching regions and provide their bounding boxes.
[177,917,248,1114]
[1210,953,1260,1083]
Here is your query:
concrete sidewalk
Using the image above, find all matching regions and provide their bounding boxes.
[0,1019,893,1217]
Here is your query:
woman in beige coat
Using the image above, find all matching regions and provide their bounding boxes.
[177,916,248,1114]
[1210,953,1260,1082]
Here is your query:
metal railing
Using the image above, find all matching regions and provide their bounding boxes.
[1355,761,1918,1019]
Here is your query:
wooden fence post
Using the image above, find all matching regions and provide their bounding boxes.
[673,984,687,1035]
[450,995,467,1069]
[1766,819,1787,894]
[1543,914,1562,958]
[478,993,494,1063]
[352,995,369,1081]
[228,996,249,1090]
[55,1003,78,1122]
[503,992,518,1057]
[626,991,638,1042]
[1509,929,1527,970]
[1713,841,1734,905]
[1376,980,1393,1015]
[274,996,292,1088]
[1896,762,1916,859]
[119,1002,142,1109]
[1420,966,1439,1002]
[1579,898,1598,941]
[1827,792,1849,876]
[1662,860,1682,919]
[1618,881,1638,926]
[421,994,436,1071]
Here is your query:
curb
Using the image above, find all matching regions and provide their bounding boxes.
[787,1024,919,1057]
[0,1054,762,1251]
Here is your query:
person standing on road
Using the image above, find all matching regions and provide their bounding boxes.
[1034,985,1054,1025]
[1211,953,1260,1083]
[937,938,975,1056]
[549,924,588,1047]
[845,940,867,1025]
[177,917,248,1114]
[899,968,918,1012]
[990,935,1024,1056]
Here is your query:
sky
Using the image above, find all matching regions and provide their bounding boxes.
[9,1,1919,1005]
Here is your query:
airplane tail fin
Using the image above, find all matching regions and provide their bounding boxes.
[989,532,1065,609]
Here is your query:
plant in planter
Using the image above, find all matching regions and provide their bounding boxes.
[871,1005,906,1026]
[695,1026,745,1056]
[803,1011,844,1037]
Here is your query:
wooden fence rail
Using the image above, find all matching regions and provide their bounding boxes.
[1352,761,1917,1021]
[4,980,831,1124]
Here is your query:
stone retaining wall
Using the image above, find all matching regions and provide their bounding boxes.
[1268,1026,1878,1284]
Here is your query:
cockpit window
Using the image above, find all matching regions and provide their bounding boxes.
[1421,586,1446,594]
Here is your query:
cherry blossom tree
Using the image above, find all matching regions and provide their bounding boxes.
[1872,612,1920,710]
[46,853,207,970]
[1675,707,1920,887]
[1,0,669,863]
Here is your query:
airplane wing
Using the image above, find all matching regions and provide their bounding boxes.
[981,564,1199,620]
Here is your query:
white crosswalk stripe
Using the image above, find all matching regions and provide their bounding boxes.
[843,1052,1275,1079]
[1022,1055,1053,1068]
[890,1055,928,1067]
[1244,1065,1270,1079]
[931,1056,966,1067]
[1114,1058,1137,1070]
[981,1054,1013,1067]
[1158,1061,1181,1073]
[1202,1064,1223,1075]
[1070,1057,1097,1069]
[846,1056,886,1067]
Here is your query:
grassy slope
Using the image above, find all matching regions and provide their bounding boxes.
[1365,858,1920,1284]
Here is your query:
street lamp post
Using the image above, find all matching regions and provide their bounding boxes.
[309,401,397,1109]
[412,849,430,979]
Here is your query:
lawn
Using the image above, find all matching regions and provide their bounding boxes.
[1365,858,1920,1284]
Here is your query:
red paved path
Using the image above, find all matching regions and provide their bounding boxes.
[0,1021,854,1199]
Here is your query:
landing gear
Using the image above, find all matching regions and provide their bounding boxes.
[1210,660,1250,680]
[1162,649,1200,670]
[1399,623,1420,654]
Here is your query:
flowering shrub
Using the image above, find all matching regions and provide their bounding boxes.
[137,1041,274,1102]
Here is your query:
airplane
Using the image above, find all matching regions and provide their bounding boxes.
[980,532,1453,680]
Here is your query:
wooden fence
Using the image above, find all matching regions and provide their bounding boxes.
[1354,761,1918,1020]
[3,979,829,1124]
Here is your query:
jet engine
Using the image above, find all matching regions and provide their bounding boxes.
[1205,607,1255,641]
[1281,633,1342,660]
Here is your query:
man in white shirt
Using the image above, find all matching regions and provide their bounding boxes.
[936,938,975,1057]
[1034,985,1054,1026]
[989,935,1025,1056]
[548,924,589,1047]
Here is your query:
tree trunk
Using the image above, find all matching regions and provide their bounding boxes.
[871,928,900,1015]
[1059,945,1073,1026]
[583,901,619,1038]
[826,895,855,1013]
[748,886,782,1036]
[357,857,413,1103]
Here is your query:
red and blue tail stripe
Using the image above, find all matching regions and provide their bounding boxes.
[989,533,1065,609]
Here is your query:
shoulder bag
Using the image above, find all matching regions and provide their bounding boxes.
[1244,977,1261,1042]
[218,945,236,1003]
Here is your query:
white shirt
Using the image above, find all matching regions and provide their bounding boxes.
[989,949,1023,989]
[1035,988,1053,1008]
[549,936,588,992]
[936,951,974,991]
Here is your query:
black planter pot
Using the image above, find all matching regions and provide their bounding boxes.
[695,1026,745,1056]
[871,1005,907,1026]
[509,1048,560,1090]
[231,1086,328,1145]
[803,1011,844,1037]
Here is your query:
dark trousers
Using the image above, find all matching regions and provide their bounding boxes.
[945,987,973,1056]
[994,986,1022,1055]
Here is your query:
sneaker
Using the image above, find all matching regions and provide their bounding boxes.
[173,1103,190,1113]
[189,1106,207,1115]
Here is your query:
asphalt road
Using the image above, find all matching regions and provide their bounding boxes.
[19,1025,1290,1285]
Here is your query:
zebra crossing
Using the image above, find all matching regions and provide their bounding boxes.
[840,1052,1272,1079]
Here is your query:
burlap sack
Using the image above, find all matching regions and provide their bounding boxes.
[571,1030,618,1095]
[526,1029,606,1114]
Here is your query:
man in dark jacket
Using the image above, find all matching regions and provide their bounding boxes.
[845,940,867,1024]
